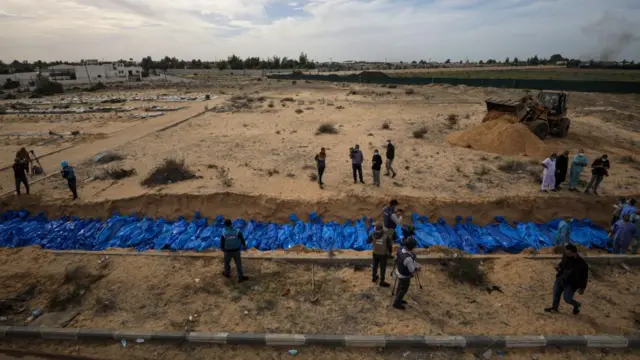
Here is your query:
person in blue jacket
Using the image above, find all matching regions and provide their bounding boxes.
[621,199,637,218]
[221,219,249,282]
[567,150,588,192]
[60,161,78,200]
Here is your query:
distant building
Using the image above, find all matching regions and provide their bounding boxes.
[45,62,142,82]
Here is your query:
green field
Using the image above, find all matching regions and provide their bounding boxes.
[390,69,640,82]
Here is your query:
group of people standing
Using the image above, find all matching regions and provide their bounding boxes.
[541,150,610,194]
[314,140,397,189]
[610,197,639,254]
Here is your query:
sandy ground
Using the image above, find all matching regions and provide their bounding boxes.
[1,247,639,337]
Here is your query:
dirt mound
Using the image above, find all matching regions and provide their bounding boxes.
[482,110,518,123]
[446,116,548,158]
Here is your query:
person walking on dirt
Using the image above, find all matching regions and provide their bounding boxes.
[384,140,396,178]
[350,144,365,184]
[372,149,383,187]
[556,216,572,245]
[541,153,557,192]
[544,244,588,315]
[555,150,569,190]
[60,161,78,200]
[585,154,610,195]
[315,148,326,189]
[367,221,392,287]
[12,158,29,196]
[393,237,419,310]
[15,147,31,174]
[568,150,588,192]
[221,219,249,282]
[611,214,638,254]
[383,199,403,239]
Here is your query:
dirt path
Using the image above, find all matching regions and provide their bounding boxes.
[0,99,220,193]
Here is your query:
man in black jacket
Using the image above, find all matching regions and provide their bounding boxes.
[384,140,396,178]
[555,150,569,190]
[372,149,383,187]
[585,154,610,195]
[544,244,588,315]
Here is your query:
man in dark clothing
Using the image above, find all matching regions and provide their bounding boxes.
[393,237,419,310]
[383,199,403,240]
[384,140,396,178]
[60,161,78,200]
[350,144,364,184]
[220,219,249,282]
[372,149,383,187]
[555,150,569,190]
[15,148,31,174]
[367,221,392,287]
[12,158,29,195]
[585,154,610,195]
[315,147,326,189]
[544,244,588,315]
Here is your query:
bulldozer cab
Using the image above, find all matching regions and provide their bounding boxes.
[537,91,567,116]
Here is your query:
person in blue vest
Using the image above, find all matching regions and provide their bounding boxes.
[220,219,249,282]
[60,161,78,200]
[393,237,419,310]
[383,199,403,239]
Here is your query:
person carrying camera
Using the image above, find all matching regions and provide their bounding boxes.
[350,144,364,184]
[393,237,419,310]
[383,199,403,239]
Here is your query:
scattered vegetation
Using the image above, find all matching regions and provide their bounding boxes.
[266,168,280,177]
[412,125,428,139]
[281,97,295,102]
[95,167,137,180]
[404,88,415,95]
[33,79,64,96]
[441,258,487,286]
[498,160,529,173]
[2,79,20,90]
[445,114,459,129]
[215,166,233,187]
[94,295,117,314]
[474,165,491,177]
[50,265,105,311]
[381,121,391,130]
[335,105,345,110]
[387,84,398,89]
[316,123,338,135]
[268,100,275,108]
[308,172,318,181]
[95,152,123,164]
[86,82,107,92]
[141,158,197,187]
[295,109,304,114]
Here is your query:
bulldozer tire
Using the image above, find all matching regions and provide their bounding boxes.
[559,118,570,138]
[529,120,549,140]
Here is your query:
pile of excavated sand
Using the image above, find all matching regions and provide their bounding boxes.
[445,115,548,158]
[482,110,518,123]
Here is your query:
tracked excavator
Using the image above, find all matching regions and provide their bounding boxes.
[485,91,570,140]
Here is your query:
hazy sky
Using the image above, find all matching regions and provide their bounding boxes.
[1,0,640,62]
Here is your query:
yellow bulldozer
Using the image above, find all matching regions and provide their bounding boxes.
[485,91,570,140]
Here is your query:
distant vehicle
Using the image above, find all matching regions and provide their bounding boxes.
[485,91,570,140]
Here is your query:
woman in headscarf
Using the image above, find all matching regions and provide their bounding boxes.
[568,149,588,192]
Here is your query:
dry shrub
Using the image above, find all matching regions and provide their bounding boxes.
[498,160,528,173]
[405,88,415,95]
[335,105,345,110]
[297,100,305,105]
[412,126,428,139]
[141,158,197,187]
[387,84,398,89]
[473,165,491,177]
[95,167,136,180]
[316,123,338,135]
[281,97,295,102]
[95,152,123,164]
[381,121,391,130]
[308,172,318,181]
[266,168,280,177]
[446,114,459,129]
[268,101,274,108]
[295,109,304,114]
[256,96,266,102]
[292,80,297,85]
[94,295,117,314]
[215,166,233,187]
[441,258,487,286]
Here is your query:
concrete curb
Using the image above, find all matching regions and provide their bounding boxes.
[1,327,639,348]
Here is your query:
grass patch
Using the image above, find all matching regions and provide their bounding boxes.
[316,123,338,135]
[412,126,428,139]
[441,258,487,286]
[141,158,197,187]
[95,167,136,181]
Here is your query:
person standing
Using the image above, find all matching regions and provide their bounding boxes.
[612,197,628,226]
[383,199,403,239]
[393,237,419,310]
[367,221,392,287]
[372,149,383,187]
[12,158,29,196]
[621,199,637,218]
[350,145,364,184]
[541,153,557,192]
[554,150,569,190]
[585,154,610,195]
[611,215,639,254]
[556,216,572,245]
[544,244,588,315]
[314,148,326,189]
[568,150,588,192]
[60,161,78,200]
[384,140,396,178]
[15,147,31,174]
[221,219,249,282]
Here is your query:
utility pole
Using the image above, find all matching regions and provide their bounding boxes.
[83,60,92,86]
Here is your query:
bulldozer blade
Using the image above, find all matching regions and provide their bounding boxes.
[485,99,528,121]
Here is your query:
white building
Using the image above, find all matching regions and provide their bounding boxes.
[45,62,143,83]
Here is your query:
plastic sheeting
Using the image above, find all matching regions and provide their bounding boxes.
[0,211,611,253]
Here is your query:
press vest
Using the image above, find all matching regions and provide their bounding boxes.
[223,228,241,251]
[396,248,416,277]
